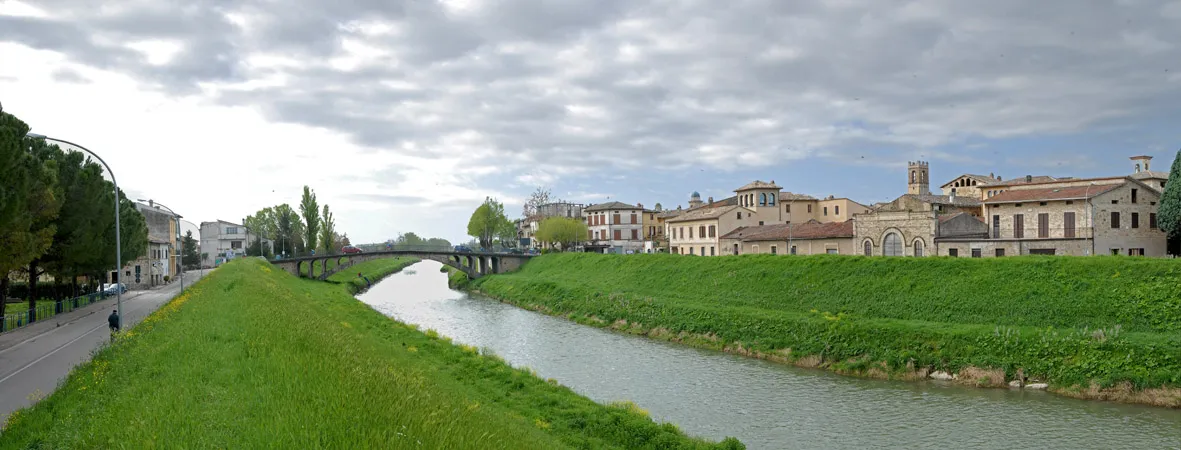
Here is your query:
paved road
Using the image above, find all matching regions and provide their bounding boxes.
[0,271,208,424]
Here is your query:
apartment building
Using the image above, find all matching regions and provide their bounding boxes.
[666,205,757,256]
[584,201,646,254]
[200,220,273,267]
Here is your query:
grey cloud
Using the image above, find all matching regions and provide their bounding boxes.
[51,68,89,84]
[6,0,1181,181]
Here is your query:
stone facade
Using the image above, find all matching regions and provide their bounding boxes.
[853,210,938,257]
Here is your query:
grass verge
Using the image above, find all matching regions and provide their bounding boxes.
[0,258,742,449]
[440,265,472,289]
[473,253,1181,408]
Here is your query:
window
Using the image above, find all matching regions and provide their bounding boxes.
[972,248,982,258]
[769,196,776,206]
[785,204,791,213]
[613,214,621,225]
[689,227,694,239]
[689,247,694,255]
[1013,215,1024,239]
[992,215,1001,238]
[736,212,742,220]
[823,207,828,216]
[835,205,840,215]
[630,214,637,224]
[733,243,739,255]
[771,245,778,255]
[1030,249,1056,255]
[226,227,239,234]
[1150,213,1158,229]
[1064,212,1076,238]
[1039,202,1047,206]
[753,245,760,253]
[231,240,243,249]
[808,204,813,213]
[1131,188,1138,204]
[759,221,764,226]
[613,230,622,240]
[864,240,872,256]
[914,240,924,257]
[949,248,959,257]
[883,232,903,256]
[701,246,706,256]
[1131,213,1139,229]
[699,226,706,238]
[1111,200,1119,205]
[1129,248,1144,256]
[1065,200,1074,205]
[710,247,715,256]
[995,248,1005,257]
[1038,213,1049,238]
[588,230,593,240]
[709,225,716,237]
[760,193,767,206]
[1111,212,1121,229]
[630,229,638,240]
[1111,248,1120,256]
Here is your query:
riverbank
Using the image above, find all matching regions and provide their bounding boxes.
[327,256,420,293]
[0,258,743,449]
[472,253,1181,408]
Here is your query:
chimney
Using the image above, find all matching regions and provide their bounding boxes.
[708,196,714,203]
[1025,175,1032,183]
[989,172,994,179]
[637,203,643,209]
[148,200,154,207]
[949,190,956,203]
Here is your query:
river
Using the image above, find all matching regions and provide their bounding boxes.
[357,261,1181,450]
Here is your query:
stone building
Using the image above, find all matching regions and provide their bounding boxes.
[853,161,986,257]
[720,220,856,255]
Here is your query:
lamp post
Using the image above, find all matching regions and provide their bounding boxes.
[138,199,183,292]
[26,133,123,323]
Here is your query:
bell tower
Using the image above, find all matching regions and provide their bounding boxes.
[908,161,930,195]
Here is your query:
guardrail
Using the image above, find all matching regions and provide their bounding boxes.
[1,292,110,334]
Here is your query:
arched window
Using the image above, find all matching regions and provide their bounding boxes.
[914,239,925,257]
[769,195,776,206]
[911,171,916,183]
[884,232,903,256]
[863,240,873,256]
[759,193,767,206]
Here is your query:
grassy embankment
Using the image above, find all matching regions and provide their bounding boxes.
[0,257,743,449]
[473,253,1181,408]
[326,257,421,293]
[441,265,472,289]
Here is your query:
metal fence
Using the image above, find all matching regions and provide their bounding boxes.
[1,292,109,333]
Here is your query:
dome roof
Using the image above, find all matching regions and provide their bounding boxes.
[691,191,701,199]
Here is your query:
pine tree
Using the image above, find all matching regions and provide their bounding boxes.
[0,106,60,319]
[1158,150,1181,240]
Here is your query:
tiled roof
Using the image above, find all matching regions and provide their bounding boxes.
[584,201,641,212]
[998,175,1060,185]
[734,180,782,192]
[720,220,854,241]
[984,184,1121,204]
[701,196,738,209]
[938,211,985,224]
[779,192,817,201]
[666,205,746,223]
[1131,171,1169,181]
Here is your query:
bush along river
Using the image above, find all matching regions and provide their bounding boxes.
[357,261,1181,450]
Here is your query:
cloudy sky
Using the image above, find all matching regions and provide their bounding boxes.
[2,0,1178,244]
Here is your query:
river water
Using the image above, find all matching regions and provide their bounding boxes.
[357,261,1181,450]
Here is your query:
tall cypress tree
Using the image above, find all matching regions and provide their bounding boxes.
[1157,150,1181,242]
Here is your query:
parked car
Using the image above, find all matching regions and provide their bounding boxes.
[453,245,472,253]
[101,283,127,295]
[342,245,363,254]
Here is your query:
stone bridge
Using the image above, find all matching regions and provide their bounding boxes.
[269,250,535,281]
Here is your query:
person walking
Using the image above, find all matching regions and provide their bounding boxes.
[108,309,120,338]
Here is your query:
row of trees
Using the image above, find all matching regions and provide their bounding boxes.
[243,186,348,259]
[466,189,590,252]
[0,105,149,320]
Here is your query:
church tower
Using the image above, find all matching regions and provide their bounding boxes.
[688,191,704,209]
[908,161,930,196]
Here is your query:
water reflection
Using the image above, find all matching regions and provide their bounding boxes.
[358,261,1181,450]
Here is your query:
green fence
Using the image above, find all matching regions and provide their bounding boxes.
[1,292,110,333]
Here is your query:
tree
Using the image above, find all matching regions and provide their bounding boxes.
[300,186,320,253]
[0,106,60,318]
[182,230,200,269]
[522,186,552,220]
[319,204,336,254]
[273,203,302,257]
[467,197,512,250]
[1159,150,1181,242]
[535,217,588,251]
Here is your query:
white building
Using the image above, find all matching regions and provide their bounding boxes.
[584,201,646,254]
[200,220,272,268]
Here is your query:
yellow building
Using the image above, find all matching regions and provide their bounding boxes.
[666,205,758,256]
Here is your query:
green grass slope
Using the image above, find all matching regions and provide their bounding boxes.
[0,258,742,449]
[475,253,1181,405]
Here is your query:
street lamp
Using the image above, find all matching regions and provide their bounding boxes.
[138,199,183,292]
[26,133,124,324]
